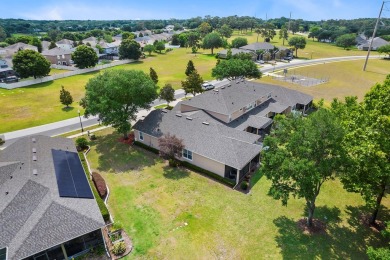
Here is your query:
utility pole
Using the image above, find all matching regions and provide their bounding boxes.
[363,1,386,71]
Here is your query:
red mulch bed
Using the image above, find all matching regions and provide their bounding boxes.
[297,218,327,235]
[118,133,135,145]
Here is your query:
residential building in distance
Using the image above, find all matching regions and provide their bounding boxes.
[358,37,389,51]
[133,80,312,185]
[0,136,106,260]
[55,39,74,50]
[42,47,73,65]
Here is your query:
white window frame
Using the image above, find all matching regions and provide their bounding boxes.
[139,131,144,141]
[182,149,193,161]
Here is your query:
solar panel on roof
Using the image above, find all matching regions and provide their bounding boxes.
[52,149,94,199]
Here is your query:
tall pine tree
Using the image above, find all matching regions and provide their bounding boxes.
[185,60,196,76]
[149,67,158,84]
[59,86,73,108]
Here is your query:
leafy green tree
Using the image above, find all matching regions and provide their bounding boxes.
[71,45,98,69]
[155,41,165,53]
[186,32,201,50]
[83,70,158,139]
[144,44,155,55]
[212,59,261,80]
[59,86,73,108]
[202,32,224,55]
[335,34,357,49]
[121,32,133,40]
[288,36,307,57]
[367,221,390,259]
[278,26,289,45]
[185,60,196,76]
[260,23,277,42]
[49,41,57,50]
[290,20,300,34]
[231,37,248,48]
[262,108,345,227]
[333,76,390,224]
[181,71,203,96]
[217,24,233,38]
[95,44,104,54]
[119,39,141,60]
[377,44,390,57]
[149,67,158,84]
[0,26,6,42]
[198,22,212,36]
[12,49,50,79]
[254,27,262,43]
[309,26,321,41]
[48,29,62,42]
[29,37,42,53]
[159,83,175,106]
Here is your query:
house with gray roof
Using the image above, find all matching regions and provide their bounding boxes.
[133,81,312,185]
[0,136,106,260]
[217,48,257,60]
[55,39,74,50]
[358,37,389,51]
[42,47,73,65]
[239,42,275,52]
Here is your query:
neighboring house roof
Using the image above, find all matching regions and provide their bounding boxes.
[181,81,312,116]
[356,34,367,45]
[1,43,38,58]
[83,36,97,42]
[240,42,275,51]
[42,47,73,56]
[98,40,121,48]
[56,39,74,45]
[133,110,262,169]
[41,41,51,51]
[359,37,389,49]
[218,48,256,57]
[0,136,105,259]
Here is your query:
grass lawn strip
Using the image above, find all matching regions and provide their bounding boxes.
[86,129,390,259]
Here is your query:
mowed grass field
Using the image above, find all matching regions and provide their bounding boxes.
[0,48,220,133]
[86,129,390,259]
[229,30,365,59]
[259,59,389,104]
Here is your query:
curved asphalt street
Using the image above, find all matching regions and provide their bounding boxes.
[1,55,381,148]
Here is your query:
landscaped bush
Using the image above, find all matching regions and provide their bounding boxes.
[179,161,235,187]
[0,138,4,146]
[92,172,107,198]
[90,134,97,140]
[78,152,110,222]
[134,141,159,154]
[112,241,126,256]
[76,137,88,150]
[240,181,249,190]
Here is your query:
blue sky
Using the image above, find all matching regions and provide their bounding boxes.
[1,0,387,21]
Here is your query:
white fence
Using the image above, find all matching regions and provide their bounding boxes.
[0,59,134,90]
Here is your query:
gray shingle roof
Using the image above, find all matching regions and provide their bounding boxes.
[181,81,312,116]
[42,47,73,56]
[360,37,389,49]
[0,136,105,260]
[239,42,275,51]
[133,110,262,169]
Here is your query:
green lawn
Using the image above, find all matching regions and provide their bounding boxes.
[0,48,220,134]
[230,30,367,59]
[259,59,390,104]
[86,129,390,259]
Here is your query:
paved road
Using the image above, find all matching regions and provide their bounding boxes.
[1,55,380,148]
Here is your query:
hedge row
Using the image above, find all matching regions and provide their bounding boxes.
[92,172,107,198]
[134,141,159,154]
[78,152,110,222]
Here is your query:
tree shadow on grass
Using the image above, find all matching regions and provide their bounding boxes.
[250,169,264,188]
[61,106,74,112]
[93,132,158,173]
[274,205,389,259]
[162,165,190,180]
